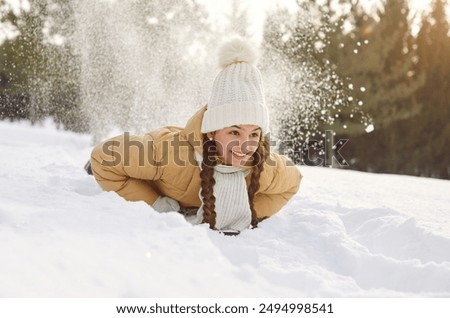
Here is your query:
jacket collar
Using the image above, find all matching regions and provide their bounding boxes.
[182,105,207,155]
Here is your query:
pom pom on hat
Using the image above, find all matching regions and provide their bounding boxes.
[217,36,258,69]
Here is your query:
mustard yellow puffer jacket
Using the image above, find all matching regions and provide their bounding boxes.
[90,106,302,218]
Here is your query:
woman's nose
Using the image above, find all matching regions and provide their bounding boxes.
[239,137,258,152]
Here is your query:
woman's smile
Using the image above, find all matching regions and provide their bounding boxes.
[231,150,247,158]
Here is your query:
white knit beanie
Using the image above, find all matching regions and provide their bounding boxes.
[201,36,269,134]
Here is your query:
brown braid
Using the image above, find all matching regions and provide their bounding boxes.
[200,134,271,230]
[200,136,217,229]
[248,136,270,227]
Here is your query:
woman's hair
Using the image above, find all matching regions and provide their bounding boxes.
[200,134,270,229]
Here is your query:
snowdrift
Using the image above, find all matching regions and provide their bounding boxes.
[1,120,449,297]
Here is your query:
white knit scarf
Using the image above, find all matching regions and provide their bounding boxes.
[191,153,252,232]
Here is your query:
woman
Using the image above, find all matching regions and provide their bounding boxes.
[89,37,302,235]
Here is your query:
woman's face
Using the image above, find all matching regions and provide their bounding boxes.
[208,125,261,167]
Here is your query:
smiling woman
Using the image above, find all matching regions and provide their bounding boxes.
[88,36,302,235]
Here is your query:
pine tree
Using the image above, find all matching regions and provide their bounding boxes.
[317,0,428,174]
[324,0,424,132]
[0,0,82,130]
[413,0,450,178]
[0,1,48,121]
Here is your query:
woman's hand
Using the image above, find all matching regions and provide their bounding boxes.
[151,196,180,212]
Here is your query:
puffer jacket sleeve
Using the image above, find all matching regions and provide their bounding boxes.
[90,133,164,205]
[254,153,302,219]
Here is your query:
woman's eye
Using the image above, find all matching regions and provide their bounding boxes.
[229,131,239,136]
[250,133,260,138]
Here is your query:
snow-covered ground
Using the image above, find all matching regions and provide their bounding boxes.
[1,119,449,297]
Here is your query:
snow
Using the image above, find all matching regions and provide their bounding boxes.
[1,119,449,297]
